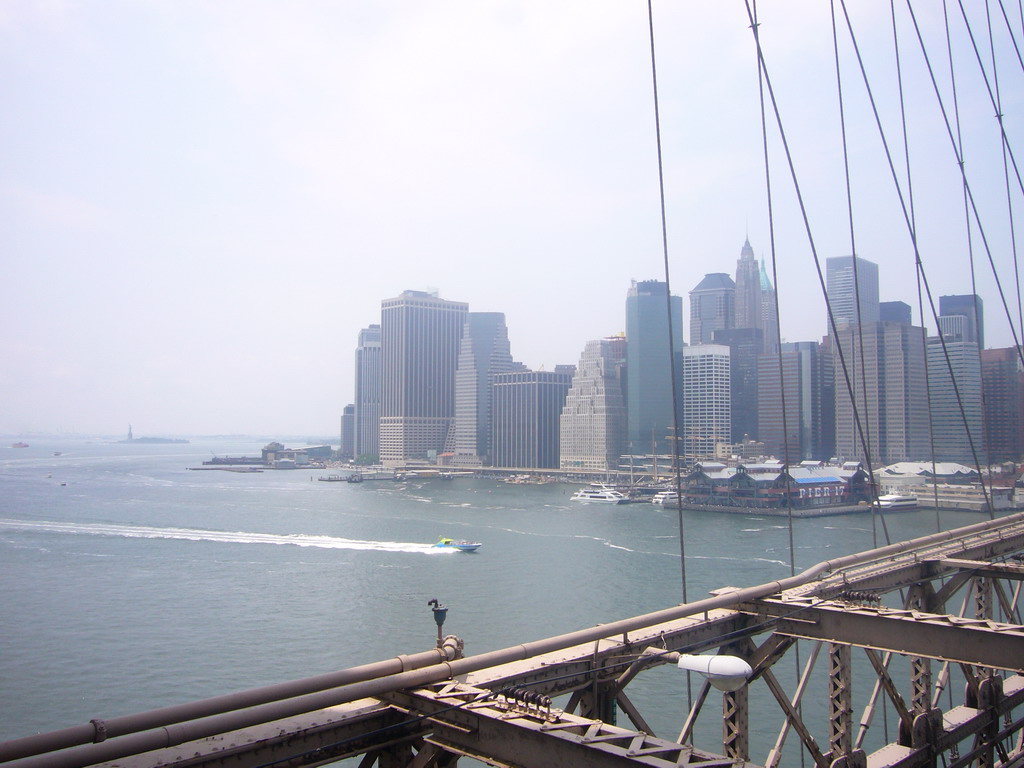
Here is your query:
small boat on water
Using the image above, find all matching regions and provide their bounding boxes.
[433,537,482,552]
[570,485,628,504]
[877,494,918,510]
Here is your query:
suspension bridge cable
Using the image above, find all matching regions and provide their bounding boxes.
[829,0,888,549]
[837,0,995,518]
[643,0,686,610]
[739,1,880,541]
[986,0,1024,362]
[997,0,1024,74]
[750,2,797,579]
[925,1,1024,367]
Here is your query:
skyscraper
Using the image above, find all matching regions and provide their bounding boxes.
[559,335,628,471]
[492,370,572,469]
[340,404,355,461]
[757,341,830,462]
[689,273,735,345]
[626,280,684,455]
[939,294,984,349]
[681,345,731,460]
[880,301,912,325]
[832,321,928,465]
[826,255,880,328]
[927,332,983,464]
[734,238,761,331]
[712,327,762,443]
[353,324,382,461]
[981,347,1024,462]
[379,290,468,464]
[447,312,517,466]
[759,259,780,355]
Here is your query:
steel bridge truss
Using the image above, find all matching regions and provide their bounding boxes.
[3,513,1024,768]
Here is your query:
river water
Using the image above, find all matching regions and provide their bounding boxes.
[0,438,992,757]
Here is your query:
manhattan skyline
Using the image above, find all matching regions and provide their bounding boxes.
[2,2,1020,436]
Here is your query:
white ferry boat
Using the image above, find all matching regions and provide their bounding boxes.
[877,494,918,510]
[570,485,628,504]
[651,490,679,505]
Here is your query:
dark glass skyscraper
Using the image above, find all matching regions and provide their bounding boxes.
[491,370,572,468]
[625,280,683,455]
[689,273,735,345]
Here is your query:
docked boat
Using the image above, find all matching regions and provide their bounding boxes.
[877,494,918,510]
[570,485,628,504]
[433,537,482,552]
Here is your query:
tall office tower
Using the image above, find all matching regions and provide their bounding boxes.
[379,290,468,464]
[826,255,880,328]
[353,324,382,460]
[880,301,912,325]
[447,312,516,466]
[491,370,572,469]
[927,333,983,464]
[626,280,684,455]
[759,259,781,355]
[339,404,355,461]
[734,238,761,330]
[681,345,731,460]
[981,347,1024,461]
[713,327,763,442]
[757,341,829,462]
[689,273,735,345]
[832,321,928,465]
[939,294,984,348]
[560,336,628,470]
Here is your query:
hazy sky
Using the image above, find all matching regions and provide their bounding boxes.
[2,2,1021,436]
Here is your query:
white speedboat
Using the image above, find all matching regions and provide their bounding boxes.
[570,486,628,504]
[877,494,918,510]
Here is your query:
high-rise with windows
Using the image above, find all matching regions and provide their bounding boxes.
[713,327,762,443]
[939,294,984,349]
[826,255,880,327]
[832,321,928,464]
[379,290,467,464]
[757,341,830,462]
[626,280,684,455]
[734,239,761,332]
[689,273,735,345]
[492,370,572,468]
[560,336,628,470]
[681,345,731,460]
[353,324,382,460]
[446,312,517,466]
[927,330,983,464]
[981,347,1024,462]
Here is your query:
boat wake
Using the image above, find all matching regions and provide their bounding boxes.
[0,519,451,554]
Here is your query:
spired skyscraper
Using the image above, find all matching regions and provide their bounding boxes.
[734,239,761,332]
[626,280,684,455]
[559,335,628,471]
[446,312,517,466]
[379,290,468,464]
